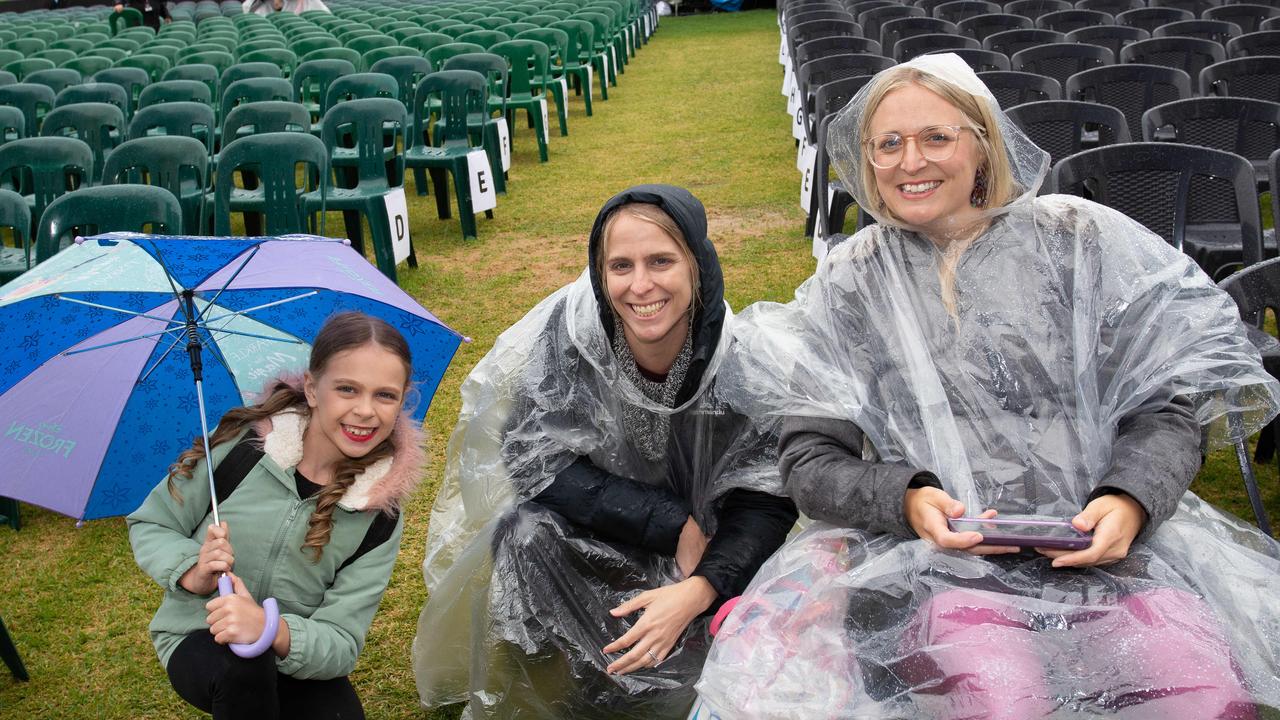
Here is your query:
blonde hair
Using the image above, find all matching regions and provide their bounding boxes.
[856,67,1016,316]
[598,202,702,317]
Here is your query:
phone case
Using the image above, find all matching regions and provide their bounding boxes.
[946,517,1092,550]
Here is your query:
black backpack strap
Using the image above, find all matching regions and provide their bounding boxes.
[337,509,400,573]
[206,430,264,517]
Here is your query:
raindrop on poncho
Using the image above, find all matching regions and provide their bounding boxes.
[413,185,793,718]
[695,54,1280,719]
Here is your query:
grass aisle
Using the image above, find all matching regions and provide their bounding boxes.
[0,8,1274,718]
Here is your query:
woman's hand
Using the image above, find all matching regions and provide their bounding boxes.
[602,576,718,675]
[1037,493,1146,568]
[178,521,234,595]
[113,3,124,11]
[205,572,266,645]
[674,517,707,578]
[904,486,1019,555]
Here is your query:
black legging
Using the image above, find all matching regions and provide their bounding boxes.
[166,631,365,720]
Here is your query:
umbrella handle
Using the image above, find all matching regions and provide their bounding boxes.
[217,574,281,659]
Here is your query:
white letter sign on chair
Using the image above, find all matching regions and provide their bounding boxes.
[383,187,411,265]
[467,150,498,213]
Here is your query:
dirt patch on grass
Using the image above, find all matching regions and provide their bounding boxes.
[708,206,800,252]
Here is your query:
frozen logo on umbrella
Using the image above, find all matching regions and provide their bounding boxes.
[5,421,76,459]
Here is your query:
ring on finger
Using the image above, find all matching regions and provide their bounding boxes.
[646,649,659,664]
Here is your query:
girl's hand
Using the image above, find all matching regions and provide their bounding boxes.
[205,572,266,645]
[674,517,708,578]
[904,487,1019,555]
[179,521,234,595]
[1037,493,1146,568]
[602,577,718,675]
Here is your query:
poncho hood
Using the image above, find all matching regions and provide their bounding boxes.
[586,184,726,405]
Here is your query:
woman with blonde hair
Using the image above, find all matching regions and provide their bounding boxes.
[694,54,1280,718]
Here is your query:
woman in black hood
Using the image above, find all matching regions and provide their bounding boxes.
[412,185,797,718]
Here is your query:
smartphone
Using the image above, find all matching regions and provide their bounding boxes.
[946,516,1093,550]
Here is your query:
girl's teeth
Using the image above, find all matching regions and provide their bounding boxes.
[344,425,373,437]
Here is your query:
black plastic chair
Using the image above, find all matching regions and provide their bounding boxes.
[1116,6,1195,34]
[1008,99,1130,168]
[1149,0,1224,14]
[858,5,926,42]
[0,616,28,682]
[1217,254,1280,537]
[1065,63,1193,141]
[788,19,865,62]
[1142,96,1280,191]
[1074,0,1143,15]
[788,8,856,30]
[1051,142,1262,280]
[984,27,1066,56]
[958,12,1033,41]
[880,16,956,52]
[807,75,875,239]
[1153,19,1244,45]
[1200,56,1280,100]
[1011,41,1114,87]
[978,69,1063,107]
[1066,26,1152,59]
[934,0,1002,24]
[1036,8,1115,33]
[929,47,1012,71]
[1204,4,1280,35]
[1120,36,1227,79]
[1227,30,1280,58]
[913,0,965,14]
[894,33,981,60]
[1266,16,1280,32]
[795,36,884,67]
[798,53,894,137]
[844,0,896,16]
[1003,0,1074,20]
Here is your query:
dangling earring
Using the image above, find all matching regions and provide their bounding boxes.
[970,166,988,208]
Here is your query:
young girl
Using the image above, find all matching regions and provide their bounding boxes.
[128,311,425,720]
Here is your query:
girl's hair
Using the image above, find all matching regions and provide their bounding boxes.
[856,66,1016,226]
[166,312,413,561]
[597,202,702,316]
[856,66,1017,317]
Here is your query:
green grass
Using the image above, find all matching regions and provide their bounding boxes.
[1,9,1277,719]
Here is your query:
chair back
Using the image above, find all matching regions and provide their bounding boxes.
[490,40,550,97]
[221,100,310,140]
[413,69,487,146]
[219,76,294,122]
[36,185,182,263]
[369,56,432,109]
[139,80,213,109]
[94,66,151,109]
[977,70,1063,108]
[319,97,405,189]
[1064,63,1193,141]
[129,101,216,154]
[323,72,399,112]
[1007,99,1130,168]
[0,187,31,280]
[214,131,327,235]
[0,136,93,233]
[102,135,208,229]
[117,53,173,82]
[55,83,130,120]
[25,68,82,96]
[0,106,25,147]
[39,101,126,182]
[1142,96,1280,165]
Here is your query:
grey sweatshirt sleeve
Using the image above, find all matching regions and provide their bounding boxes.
[778,415,935,538]
[1091,394,1202,541]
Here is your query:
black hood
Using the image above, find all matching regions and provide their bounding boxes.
[587,184,726,405]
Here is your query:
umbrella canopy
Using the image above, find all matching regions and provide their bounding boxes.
[0,234,463,521]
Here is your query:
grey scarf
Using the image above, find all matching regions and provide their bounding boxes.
[611,315,694,462]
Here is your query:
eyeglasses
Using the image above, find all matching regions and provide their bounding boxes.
[862,125,982,169]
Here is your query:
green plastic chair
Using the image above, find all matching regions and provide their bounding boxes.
[177,50,234,78]
[514,28,574,126]
[40,102,126,183]
[323,72,398,110]
[103,135,209,234]
[220,62,283,92]
[101,37,142,54]
[370,55,431,111]
[440,53,509,190]
[453,12,486,24]
[4,59,57,83]
[117,53,173,82]
[0,83,56,136]
[302,97,409,279]
[293,58,356,122]
[50,38,94,54]
[218,76,294,139]
[220,99,310,139]
[490,40,551,160]
[64,56,114,79]
[300,47,364,68]
[470,17,510,32]
[0,52,22,71]
[84,48,130,65]
[402,32,455,59]
[162,64,220,104]
[456,29,511,48]
[129,101,217,155]
[36,184,182,262]
[0,71,14,87]
[238,47,298,76]
[93,67,150,112]
[0,188,32,283]
[25,69,82,96]
[551,19,606,102]
[389,26,429,44]
[502,22,541,37]
[214,131,326,235]
[405,69,491,240]
[361,46,420,72]
[138,80,212,109]
[426,42,487,71]
[292,35,342,58]
[0,106,24,146]
[55,83,129,121]
[423,18,465,33]
[237,37,286,56]
[0,136,93,239]
[441,24,485,40]
[32,49,78,68]
[8,39,48,57]
[109,8,145,36]
[347,35,397,58]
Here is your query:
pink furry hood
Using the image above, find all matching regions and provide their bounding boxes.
[249,375,427,514]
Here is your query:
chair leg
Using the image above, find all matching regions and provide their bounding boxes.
[550,84,568,136]
[412,168,429,197]
[363,199,397,283]
[0,616,28,682]
[531,107,549,163]
[450,159,478,241]
[430,167,452,219]
[0,497,19,531]
[1236,438,1274,537]
[483,124,507,195]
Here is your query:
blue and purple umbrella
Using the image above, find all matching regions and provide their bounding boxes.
[0,234,464,521]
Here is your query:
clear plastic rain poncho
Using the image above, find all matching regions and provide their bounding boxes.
[413,186,789,718]
[694,54,1280,719]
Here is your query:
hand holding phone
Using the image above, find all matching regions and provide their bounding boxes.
[946,516,1093,551]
